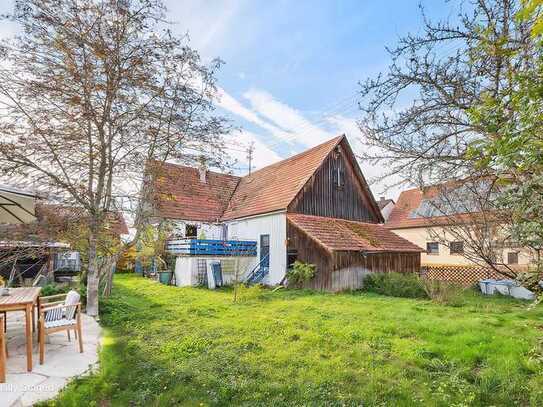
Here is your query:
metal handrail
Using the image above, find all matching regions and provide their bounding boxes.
[246,253,270,283]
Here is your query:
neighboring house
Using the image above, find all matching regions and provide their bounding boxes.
[377,197,395,221]
[385,186,532,268]
[0,186,66,284]
[150,135,423,291]
[0,193,128,283]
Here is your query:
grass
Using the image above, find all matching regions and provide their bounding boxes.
[44,274,543,406]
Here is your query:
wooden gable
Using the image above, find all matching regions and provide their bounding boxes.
[288,138,383,223]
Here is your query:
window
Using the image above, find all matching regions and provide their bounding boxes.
[332,151,345,189]
[260,235,270,268]
[185,224,197,238]
[450,241,464,254]
[335,165,345,189]
[287,249,298,269]
[507,252,519,265]
[426,242,439,255]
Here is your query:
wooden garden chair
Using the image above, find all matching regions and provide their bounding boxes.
[38,290,83,365]
[0,315,6,383]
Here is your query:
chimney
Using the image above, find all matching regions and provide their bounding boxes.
[199,165,207,184]
[379,196,385,202]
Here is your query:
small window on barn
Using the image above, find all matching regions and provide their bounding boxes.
[426,242,439,255]
[333,154,345,189]
[287,249,298,269]
[450,241,464,254]
[507,252,519,265]
[185,224,197,238]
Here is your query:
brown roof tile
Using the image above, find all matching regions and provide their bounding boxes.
[385,181,493,229]
[384,188,427,229]
[151,162,240,223]
[288,213,423,253]
[0,204,128,247]
[221,136,344,220]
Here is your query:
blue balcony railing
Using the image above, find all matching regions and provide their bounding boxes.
[166,239,257,257]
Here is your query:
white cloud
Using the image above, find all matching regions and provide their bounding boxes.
[165,0,247,60]
[243,88,334,146]
[216,87,294,145]
[230,130,283,170]
[217,87,403,199]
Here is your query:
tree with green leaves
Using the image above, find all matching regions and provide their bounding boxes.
[358,0,543,288]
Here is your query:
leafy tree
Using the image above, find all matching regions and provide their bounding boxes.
[358,0,542,285]
[466,0,543,288]
[0,0,230,316]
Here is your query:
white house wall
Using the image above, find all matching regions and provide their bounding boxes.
[174,257,255,287]
[391,226,533,266]
[226,212,287,285]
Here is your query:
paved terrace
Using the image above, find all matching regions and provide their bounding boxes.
[1,312,101,406]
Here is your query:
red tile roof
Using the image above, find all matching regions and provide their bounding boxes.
[385,183,490,229]
[221,136,344,220]
[151,161,240,223]
[385,188,427,229]
[288,213,423,253]
[36,204,129,236]
[0,204,128,246]
[151,135,384,223]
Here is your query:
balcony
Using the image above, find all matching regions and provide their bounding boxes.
[166,239,257,257]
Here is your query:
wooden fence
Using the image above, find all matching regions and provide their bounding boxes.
[420,264,505,286]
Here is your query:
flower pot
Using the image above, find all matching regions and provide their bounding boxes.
[158,271,173,285]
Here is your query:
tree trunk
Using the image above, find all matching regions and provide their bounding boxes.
[101,254,119,298]
[86,220,100,317]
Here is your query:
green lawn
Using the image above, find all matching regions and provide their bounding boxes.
[46,274,543,406]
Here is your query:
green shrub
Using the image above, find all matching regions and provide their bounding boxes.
[362,272,427,299]
[40,283,71,297]
[286,261,316,287]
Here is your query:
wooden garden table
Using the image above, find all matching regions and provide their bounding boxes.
[0,287,41,372]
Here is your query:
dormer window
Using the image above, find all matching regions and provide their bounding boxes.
[185,224,197,238]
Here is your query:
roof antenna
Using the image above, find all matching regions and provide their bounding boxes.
[198,155,207,184]
[246,142,255,175]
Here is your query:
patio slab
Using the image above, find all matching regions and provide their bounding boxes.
[0,311,101,407]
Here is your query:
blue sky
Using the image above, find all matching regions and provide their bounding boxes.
[163,0,457,199]
[0,1,458,199]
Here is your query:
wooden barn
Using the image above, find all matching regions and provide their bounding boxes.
[152,135,423,291]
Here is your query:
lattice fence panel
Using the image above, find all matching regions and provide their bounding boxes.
[420,264,504,286]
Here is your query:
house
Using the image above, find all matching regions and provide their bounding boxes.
[0,189,128,284]
[377,197,395,221]
[150,135,423,291]
[0,185,66,284]
[385,184,533,273]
